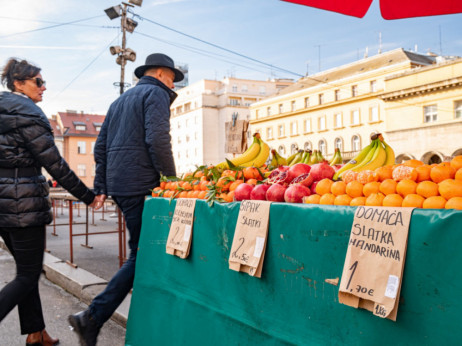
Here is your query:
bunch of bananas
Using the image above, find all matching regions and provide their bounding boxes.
[333,133,395,180]
[270,149,288,167]
[329,148,343,166]
[216,133,270,170]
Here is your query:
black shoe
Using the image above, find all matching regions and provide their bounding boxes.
[68,310,101,346]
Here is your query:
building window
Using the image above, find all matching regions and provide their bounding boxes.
[232,85,238,92]
[230,98,239,106]
[95,126,101,132]
[177,121,181,129]
[267,107,272,116]
[242,84,248,92]
[370,106,379,122]
[259,86,266,95]
[290,143,298,154]
[91,142,95,154]
[278,125,285,137]
[334,137,343,151]
[352,85,358,97]
[318,116,326,131]
[318,140,327,156]
[291,100,296,112]
[319,93,324,105]
[267,127,273,139]
[304,141,312,150]
[424,105,437,123]
[184,103,191,112]
[370,80,377,92]
[352,135,361,151]
[334,113,342,128]
[304,119,311,133]
[77,141,86,154]
[177,152,180,159]
[455,101,462,118]
[255,110,259,119]
[278,145,286,156]
[75,125,86,131]
[186,135,190,143]
[77,164,86,177]
[178,137,181,144]
[290,122,298,135]
[335,89,340,101]
[279,104,283,114]
[304,97,309,108]
[176,106,182,114]
[351,110,360,125]
[91,164,96,177]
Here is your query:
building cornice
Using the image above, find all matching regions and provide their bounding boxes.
[250,93,380,124]
[381,77,462,101]
[386,118,462,134]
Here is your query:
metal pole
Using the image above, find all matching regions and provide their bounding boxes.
[120,4,127,95]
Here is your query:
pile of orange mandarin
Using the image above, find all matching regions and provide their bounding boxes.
[304,156,462,209]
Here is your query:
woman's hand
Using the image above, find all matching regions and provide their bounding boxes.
[89,194,107,210]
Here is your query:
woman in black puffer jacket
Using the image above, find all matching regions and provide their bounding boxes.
[0,58,101,346]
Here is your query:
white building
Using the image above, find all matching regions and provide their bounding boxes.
[170,77,293,174]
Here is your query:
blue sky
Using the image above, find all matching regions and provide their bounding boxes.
[1,0,461,116]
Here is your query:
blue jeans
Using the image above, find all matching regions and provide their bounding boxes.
[89,195,145,325]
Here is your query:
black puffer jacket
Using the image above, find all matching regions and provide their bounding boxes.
[0,92,95,228]
[93,76,177,196]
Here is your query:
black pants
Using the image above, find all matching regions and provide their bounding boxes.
[0,226,46,334]
[90,195,145,325]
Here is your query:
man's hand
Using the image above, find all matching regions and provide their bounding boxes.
[90,194,107,210]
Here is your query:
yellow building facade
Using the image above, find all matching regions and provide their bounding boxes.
[249,49,457,163]
[381,58,462,163]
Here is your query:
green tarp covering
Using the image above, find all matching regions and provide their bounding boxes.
[126,198,462,345]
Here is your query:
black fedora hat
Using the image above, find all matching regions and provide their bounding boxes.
[134,53,184,82]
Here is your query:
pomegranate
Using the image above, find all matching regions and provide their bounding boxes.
[287,163,311,183]
[290,173,314,187]
[310,162,335,181]
[332,164,344,172]
[266,183,287,202]
[234,183,254,201]
[267,170,290,185]
[284,184,311,203]
[250,184,270,200]
[310,181,320,195]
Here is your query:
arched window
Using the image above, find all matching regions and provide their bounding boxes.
[352,135,361,152]
[304,141,312,150]
[334,137,343,151]
[318,140,327,156]
[290,143,298,154]
[278,145,286,156]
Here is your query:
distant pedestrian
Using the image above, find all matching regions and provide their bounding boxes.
[0,58,105,345]
[68,53,183,345]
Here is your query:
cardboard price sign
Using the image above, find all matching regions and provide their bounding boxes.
[338,206,414,321]
[225,120,249,154]
[166,198,196,259]
[229,200,271,278]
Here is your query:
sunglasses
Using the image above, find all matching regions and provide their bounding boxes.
[22,77,46,87]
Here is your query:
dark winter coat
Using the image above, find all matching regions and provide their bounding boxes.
[0,92,95,228]
[93,76,177,197]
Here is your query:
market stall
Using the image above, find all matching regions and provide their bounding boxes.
[125,197,461,345]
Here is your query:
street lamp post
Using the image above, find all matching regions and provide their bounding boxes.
[105,1,142,95]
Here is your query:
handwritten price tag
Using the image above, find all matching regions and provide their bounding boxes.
[229,200,271,278]
[338,206,414,321]
[166,198,196,259]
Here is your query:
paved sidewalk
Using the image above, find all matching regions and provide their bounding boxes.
[0,202,132,340]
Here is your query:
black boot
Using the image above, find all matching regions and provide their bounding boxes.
[68,310,101,346]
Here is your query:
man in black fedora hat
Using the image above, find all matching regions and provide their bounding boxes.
[69,53,184,345]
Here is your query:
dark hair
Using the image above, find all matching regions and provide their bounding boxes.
[1,58,41,91]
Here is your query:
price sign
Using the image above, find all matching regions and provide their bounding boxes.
[166,198,196,259]
[338,206,414,321]
[229,200,271,278]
